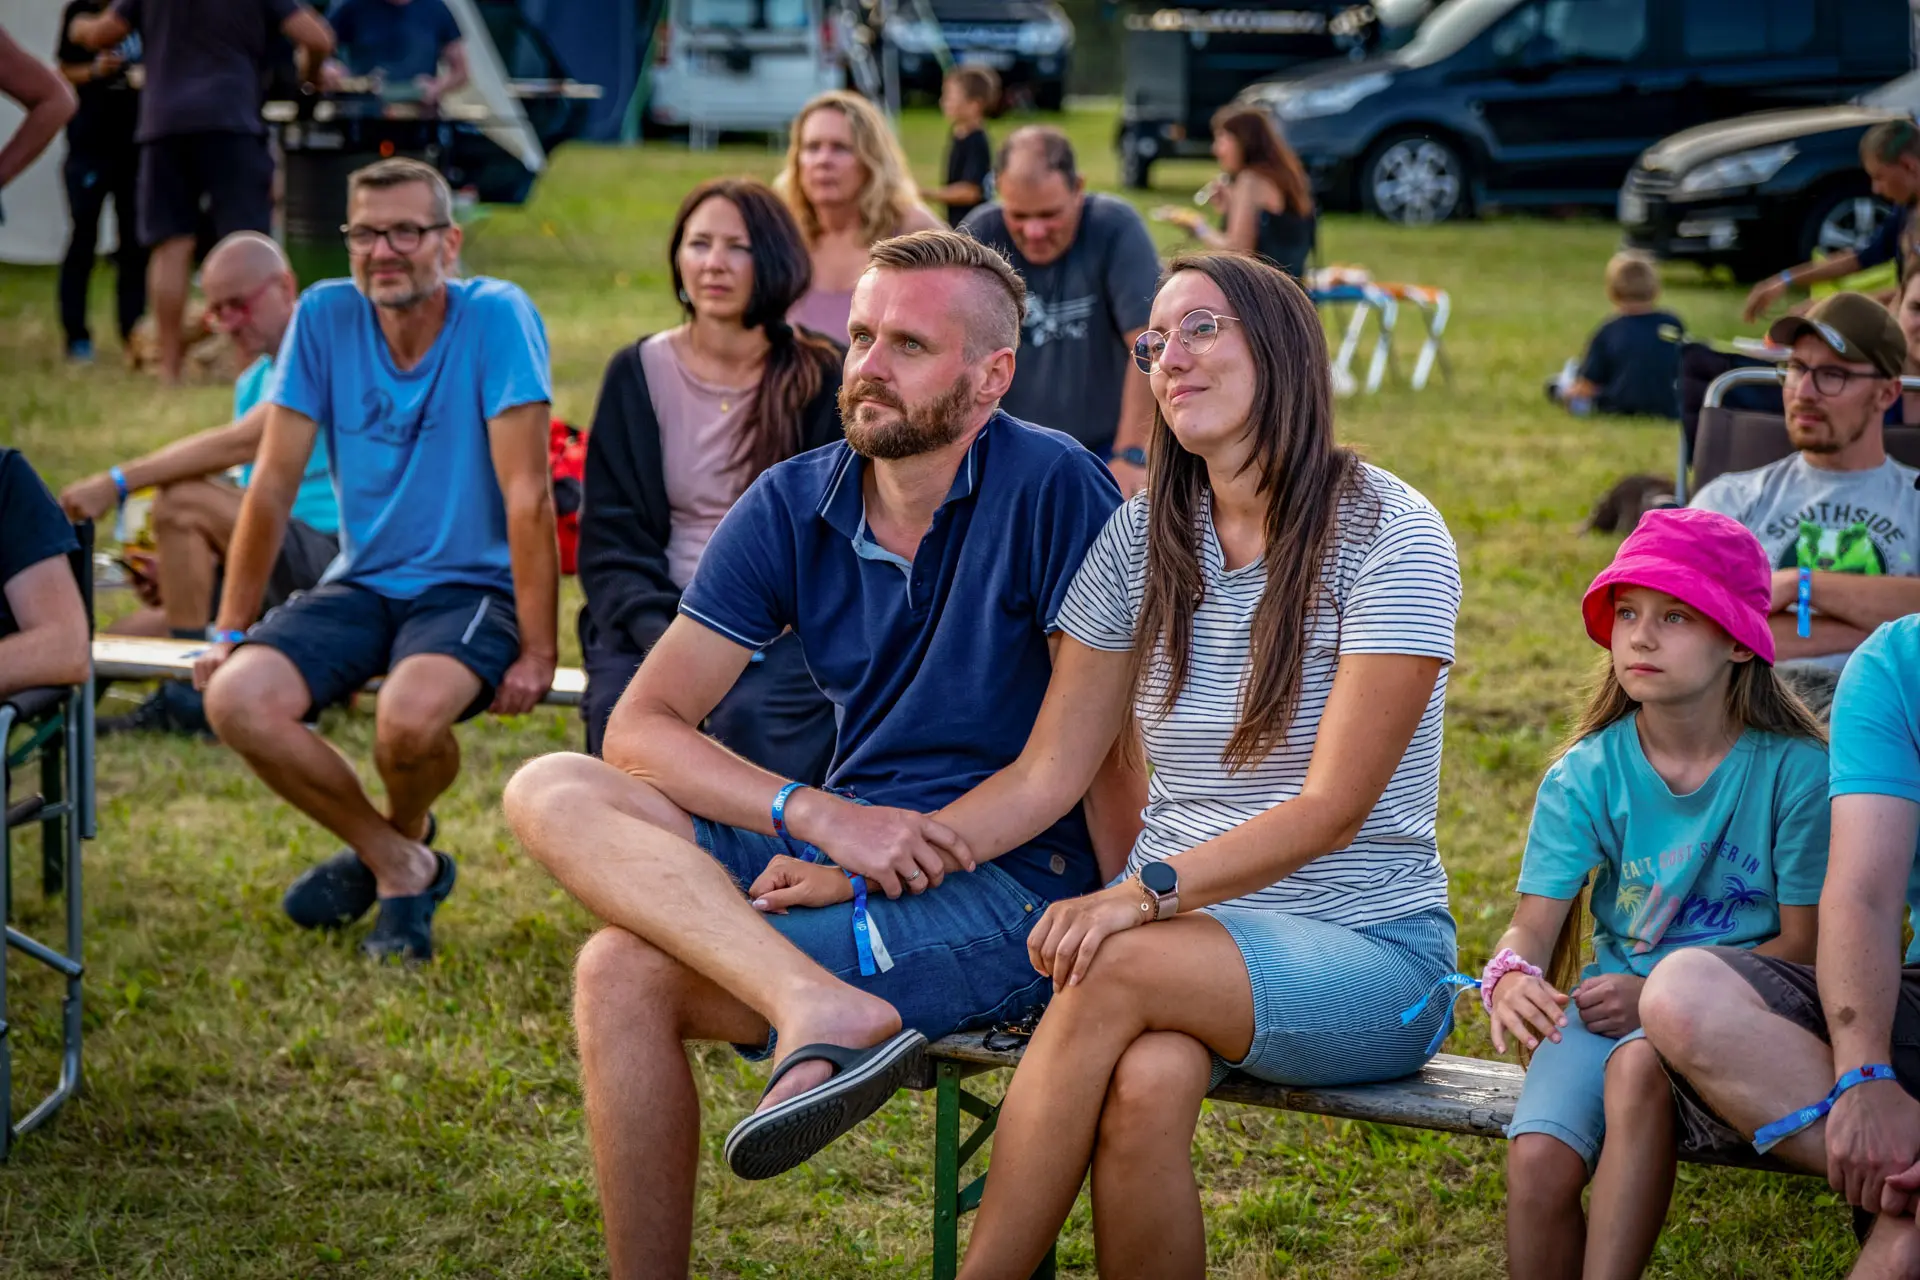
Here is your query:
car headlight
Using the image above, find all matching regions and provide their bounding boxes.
[883,18,941,54]
[1676,143,1798,196]
[1276,72,1392,121]
[1016,15,1073,57]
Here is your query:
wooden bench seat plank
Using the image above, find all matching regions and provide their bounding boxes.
[91,636,585,707]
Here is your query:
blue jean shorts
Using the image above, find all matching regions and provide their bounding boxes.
[1506,1000,1647,1168]
[1203,904,1458,1089]
[692,817,1060,1059]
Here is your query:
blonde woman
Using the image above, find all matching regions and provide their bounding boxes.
[776,90,942,341]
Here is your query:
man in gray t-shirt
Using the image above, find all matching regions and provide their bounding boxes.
[1691,293,1920,691]
[961,126,1159,495]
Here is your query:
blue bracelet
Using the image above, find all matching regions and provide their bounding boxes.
[1753,1063,1899,1152]
[771,781,825,861]
[208,628,247,645]
[109,465,130,503]
[1779,270,1795,287]
[1796,567,1812,639]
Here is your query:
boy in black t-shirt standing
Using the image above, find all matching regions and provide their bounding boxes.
[920,65,996,227]
[1549,252,1685,420]
[56,0,145,363]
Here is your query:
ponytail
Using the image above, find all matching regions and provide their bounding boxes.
[733,322,838,480]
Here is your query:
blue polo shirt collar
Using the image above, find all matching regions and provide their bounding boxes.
[816,413,997,542]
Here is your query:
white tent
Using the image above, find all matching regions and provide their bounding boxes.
[0,0,84,265]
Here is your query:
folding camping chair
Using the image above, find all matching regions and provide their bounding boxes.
[1376,282,1451,390]
[1308,269,1397,397]
[1680,368,1920,502]
[2,520,95,1161]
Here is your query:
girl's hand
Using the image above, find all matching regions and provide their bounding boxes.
[1027,882,1147,992]
[748,855,855,913]
[1489,972,1571,1054]
[1571,973,1646,1038]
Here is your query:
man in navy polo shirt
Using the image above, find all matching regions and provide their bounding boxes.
[504,229,1134,1275]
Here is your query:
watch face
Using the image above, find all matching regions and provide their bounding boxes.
[1141,861,1177,895]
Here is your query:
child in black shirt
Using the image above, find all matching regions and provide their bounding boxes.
[1550,252,1684,419]
[921,65,996,227]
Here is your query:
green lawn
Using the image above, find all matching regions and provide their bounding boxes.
[0,107,1861,1278]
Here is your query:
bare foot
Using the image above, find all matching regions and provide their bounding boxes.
[759,989,903,1112]
[372,841,438,898]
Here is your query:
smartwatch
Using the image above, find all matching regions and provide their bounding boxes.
[1109,446,1148,468]
[1138,860,1179,922]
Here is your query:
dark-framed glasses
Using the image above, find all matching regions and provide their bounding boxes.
[1133,308,1242,374]
[1783,360,1886,397]
[340,221,450,255]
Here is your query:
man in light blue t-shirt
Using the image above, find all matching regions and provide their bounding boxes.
[57,232,340,736]
[195,158,559,963]
[1644,614,1920,1276]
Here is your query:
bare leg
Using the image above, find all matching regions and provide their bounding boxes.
[1585,1039,1677,1280]
[1639,950,1833,1174]
[105,607,169,637]
[956,917,1254,1280]
[504,753,904,1108]
[372,654,477,849]
[150,478,241,634]
[1504,1134,1588,1279]
[1090,1031,1212,1280]
[1854,1214,1920,1279]
[146,235,193,386]
[204,646,432,894]
[573,926,773,1279]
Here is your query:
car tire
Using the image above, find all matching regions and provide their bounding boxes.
[1361,132,1469,225]
[1120,146,1152,191]
[1034,79,1065,112]
[1797,186,1894,265]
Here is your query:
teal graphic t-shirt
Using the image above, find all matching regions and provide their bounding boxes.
[233,356,338,536]
[1829,616,1920,962]
[1517,714,1830,978]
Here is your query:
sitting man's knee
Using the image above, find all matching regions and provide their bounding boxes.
[574,927,679,1018]
[375,695,457,764]
[1639,950,1739,1070]
[505,753,606,834]
[203,658,298,744]
[149,478,215,535]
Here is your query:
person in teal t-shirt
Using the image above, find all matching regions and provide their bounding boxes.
[55,231,341,736]
[1470,509,1829,1279]
[1644,615,1920,1276]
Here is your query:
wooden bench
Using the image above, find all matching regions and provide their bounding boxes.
[91,636,587,707]
[915,1029,1800,1280]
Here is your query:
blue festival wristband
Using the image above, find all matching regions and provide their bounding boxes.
[1796,568,1812,639]
[771,781,827,862]
[208,628,247,645]
[1400,972,1482,1057]
[109,465,130,503]
[848,873,878,977]
[1778,270,1795,287]
[1753,1063,1898,1153]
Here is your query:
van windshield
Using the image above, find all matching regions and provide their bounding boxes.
[1396,0,1527,66]
[683,0,812,30]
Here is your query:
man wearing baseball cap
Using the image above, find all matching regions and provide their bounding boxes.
[1689,291,1920,712]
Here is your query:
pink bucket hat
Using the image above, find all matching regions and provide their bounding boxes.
[1581,508,1776,664]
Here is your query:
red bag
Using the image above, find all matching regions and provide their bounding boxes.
[549,418,586,575]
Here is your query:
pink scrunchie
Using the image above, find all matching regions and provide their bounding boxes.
[1480,947,1542,1015]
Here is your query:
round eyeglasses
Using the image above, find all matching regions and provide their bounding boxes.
[1133,308,1242,374]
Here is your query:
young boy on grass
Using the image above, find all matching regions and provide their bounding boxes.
[1549,252,1685,419]
[921,65,996,227]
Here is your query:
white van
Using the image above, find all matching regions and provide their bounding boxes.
[647,0,847,145]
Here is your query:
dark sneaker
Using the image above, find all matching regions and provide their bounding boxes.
[283,813,436,930]
[360,851,458,963]
[98,682,213,738]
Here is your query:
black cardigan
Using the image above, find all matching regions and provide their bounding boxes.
[577,337,846,658]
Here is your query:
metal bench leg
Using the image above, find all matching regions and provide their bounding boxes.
[932,1061,1059,1280]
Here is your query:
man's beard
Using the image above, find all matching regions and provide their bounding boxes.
[358,263,440,311]
[1786,403,1873,455]
[839,372,975,460]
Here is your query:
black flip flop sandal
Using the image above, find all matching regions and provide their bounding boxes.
[723,1029,928,1180]
[283,813,437,930]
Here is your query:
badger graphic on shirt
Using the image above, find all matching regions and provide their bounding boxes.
[1788,520,1885,576]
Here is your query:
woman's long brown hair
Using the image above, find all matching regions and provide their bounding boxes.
[1130,252,1367,771]
[1542,645,1828,992]
[1212,106,1314,217]
[668,178,841,480]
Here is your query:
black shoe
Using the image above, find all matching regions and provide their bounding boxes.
[98,682,213,738]
[283,813,436,930]
[360,851,458,963]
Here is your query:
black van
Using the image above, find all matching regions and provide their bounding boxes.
[1234,0,1913,224]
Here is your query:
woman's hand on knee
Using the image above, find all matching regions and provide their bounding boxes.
[1028,882,1146,992]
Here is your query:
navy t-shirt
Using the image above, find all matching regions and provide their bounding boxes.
[110,0,298,141]
[0,450,80,643]
[1857,204,1916,281]
[1578,310,1684,419]
[328,0,460,82]
[679,413,1122,900]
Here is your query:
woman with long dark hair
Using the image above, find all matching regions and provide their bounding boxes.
[939,252,1460,1274]
[1159,106,1317,279]
[577,177,843,776]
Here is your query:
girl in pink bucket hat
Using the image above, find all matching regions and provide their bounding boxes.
[1481,508,1831,1276]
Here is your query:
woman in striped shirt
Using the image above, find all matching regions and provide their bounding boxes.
[943,252,1463,1276]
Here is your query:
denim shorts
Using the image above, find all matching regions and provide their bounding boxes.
[1506,999,1647,1168]
[693,817,1060,1059]
[1203,904,1458,1089]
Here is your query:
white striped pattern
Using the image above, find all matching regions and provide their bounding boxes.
[1057,464,1462,928]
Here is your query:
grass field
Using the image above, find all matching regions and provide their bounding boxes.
[0,106,1864,1278]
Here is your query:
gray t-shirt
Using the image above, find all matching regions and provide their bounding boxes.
[1692,453,1920,671]
[960,193,1159,452]
[112,0,299,141]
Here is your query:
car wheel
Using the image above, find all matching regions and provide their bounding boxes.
[1362,134,1468,225]
[1120,144,1152,191]
[1799,188,1894,263]
[1034,79,1065,113]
